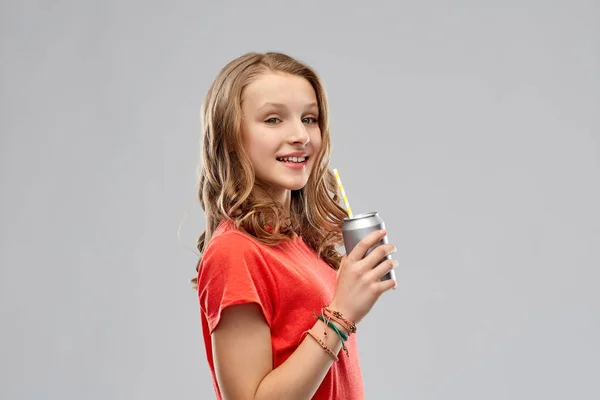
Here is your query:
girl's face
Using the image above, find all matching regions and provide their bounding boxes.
[240,72,322,206]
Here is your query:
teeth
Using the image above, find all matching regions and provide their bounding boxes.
[277,156,306,163]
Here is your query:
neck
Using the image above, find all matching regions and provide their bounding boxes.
[251,184,298,238]
[252,183,291,211]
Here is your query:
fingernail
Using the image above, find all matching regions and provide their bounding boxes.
[392,260,399,268]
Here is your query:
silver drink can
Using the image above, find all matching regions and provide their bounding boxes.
[342,212,396,282]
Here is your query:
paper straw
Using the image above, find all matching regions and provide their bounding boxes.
[332,168,353,218]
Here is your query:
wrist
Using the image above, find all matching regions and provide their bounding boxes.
[323,303,357,336]
[327,301,352,322]
[317,314,349,340]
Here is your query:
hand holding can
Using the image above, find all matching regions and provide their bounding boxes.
[330,227,398,324]
[329,169,398,324]
[331,170,396,282]
[342,212,397,282]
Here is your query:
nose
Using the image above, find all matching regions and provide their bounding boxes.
[288,121,310,146]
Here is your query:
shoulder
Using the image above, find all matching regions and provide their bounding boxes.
[198,221,270,277]
[203,222,263,259]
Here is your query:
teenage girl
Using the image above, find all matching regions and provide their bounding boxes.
[192,52,398,400]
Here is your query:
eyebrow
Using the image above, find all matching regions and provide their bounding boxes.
[256,102,319,112]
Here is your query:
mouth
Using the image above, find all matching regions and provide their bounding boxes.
[276,156,309,164]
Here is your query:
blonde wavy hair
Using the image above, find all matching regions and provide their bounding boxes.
[191,52,347,288]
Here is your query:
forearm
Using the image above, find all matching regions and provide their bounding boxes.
[254,319,346,400]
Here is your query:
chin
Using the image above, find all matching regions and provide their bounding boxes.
[282,179,309,191]
[258,168,312,193]
[288,184,307,192]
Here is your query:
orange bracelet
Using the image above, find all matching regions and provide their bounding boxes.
[303,329,339,362]
[323,306,357,335]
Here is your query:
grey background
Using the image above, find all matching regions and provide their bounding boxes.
[1,0,599,399]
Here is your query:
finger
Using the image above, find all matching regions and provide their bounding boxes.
[346,229,387,262]
[360,243,396,271]
[375,276,398,295]
[368,258,398,281]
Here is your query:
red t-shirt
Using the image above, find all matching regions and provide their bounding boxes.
[196,220,364,399]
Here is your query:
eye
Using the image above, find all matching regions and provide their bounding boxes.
[302,116,318,124]
[265,117,281,125]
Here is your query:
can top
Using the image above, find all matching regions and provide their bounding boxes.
[344,211,378,221]
[342,211,384,230]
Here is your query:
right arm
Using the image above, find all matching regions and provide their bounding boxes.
[212,230,398,400]
[213,303,343,400]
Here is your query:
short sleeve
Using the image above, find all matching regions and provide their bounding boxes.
[197,231,274,333]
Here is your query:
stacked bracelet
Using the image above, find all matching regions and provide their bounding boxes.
[317,314,349,356]
[317,314,348,341]
[303,329,339,362]
[302,306,357,361]
[323,305,357,335]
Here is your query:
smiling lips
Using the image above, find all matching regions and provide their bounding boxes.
[276,156,307,163]
[276,155,309,169]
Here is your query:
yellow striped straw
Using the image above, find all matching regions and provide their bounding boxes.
[332,168,353,219]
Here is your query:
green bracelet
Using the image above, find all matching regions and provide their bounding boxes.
[317,314,348,343]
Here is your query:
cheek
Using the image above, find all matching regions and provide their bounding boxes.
[252,134,276,159]
[312,129,323,152]
[243,125,270,159]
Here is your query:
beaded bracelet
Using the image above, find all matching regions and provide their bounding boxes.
[323,305,357,334]
[304,329,338,362]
